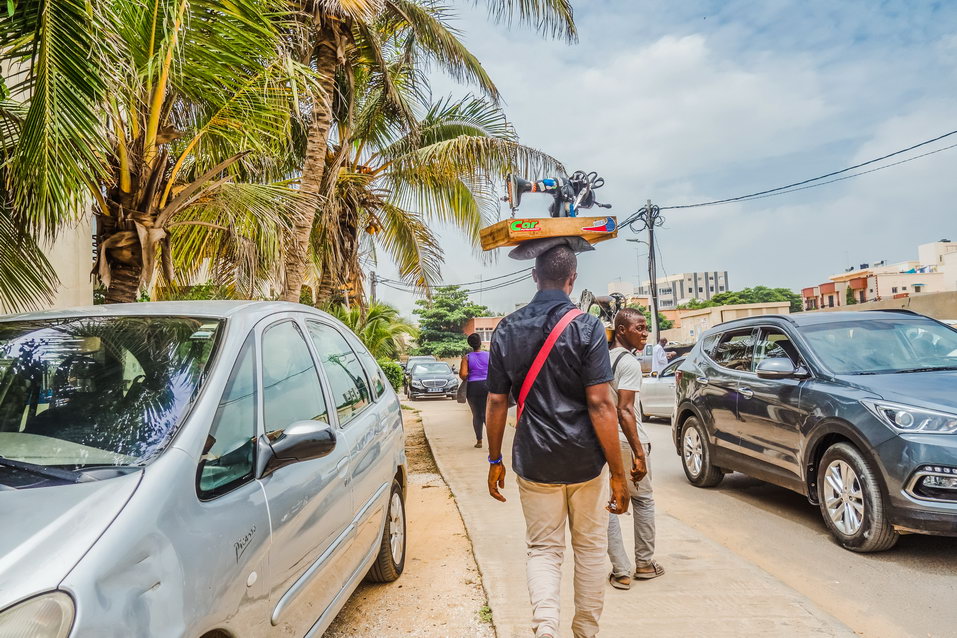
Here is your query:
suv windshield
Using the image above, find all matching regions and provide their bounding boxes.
[412,363,452,375]
[0,316,221,468]
[800,318,957,375]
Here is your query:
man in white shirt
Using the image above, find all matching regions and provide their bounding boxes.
[651,337,675,376]
[607,309,665,589]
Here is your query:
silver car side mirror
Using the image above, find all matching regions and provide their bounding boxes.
[258,421,337,478]
[756,357,809,380]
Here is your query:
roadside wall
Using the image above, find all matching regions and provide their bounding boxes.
[812,290,957,320]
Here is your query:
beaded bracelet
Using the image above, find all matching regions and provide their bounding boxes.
[488,455,503,465]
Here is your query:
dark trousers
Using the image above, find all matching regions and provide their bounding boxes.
[465,379,489,441]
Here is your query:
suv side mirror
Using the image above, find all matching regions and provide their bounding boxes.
[756,357,809,380]
[258,421,337,478]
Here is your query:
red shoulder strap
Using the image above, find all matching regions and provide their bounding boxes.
[516,308,584,426]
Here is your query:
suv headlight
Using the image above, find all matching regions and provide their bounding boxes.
[410,380,424,389]
[0,592,74,638]
[863,400,957,434]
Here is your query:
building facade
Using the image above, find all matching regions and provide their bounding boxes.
[636,271,730,309]
[802,240,956,311]
[662,301,791,343]
[462,316,504,347]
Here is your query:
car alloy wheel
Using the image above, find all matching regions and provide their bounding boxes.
[823,460,865,536]
[389,491,405,565]
[683,427,703,478]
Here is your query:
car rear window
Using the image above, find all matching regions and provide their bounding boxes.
[710,329,757,371]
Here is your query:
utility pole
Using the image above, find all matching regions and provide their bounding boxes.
[646,199,660,344]
[628,200,665,344]
[370,271,377,304]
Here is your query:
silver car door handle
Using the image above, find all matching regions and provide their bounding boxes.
[696,376,709,385]
[336,458,350,484]
[739,387,754,399]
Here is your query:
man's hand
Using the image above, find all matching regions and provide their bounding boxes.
[608,473,630,515]
[488,463,507,502]
[631,452,648,484]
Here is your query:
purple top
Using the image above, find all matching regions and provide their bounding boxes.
[466,350,490,382]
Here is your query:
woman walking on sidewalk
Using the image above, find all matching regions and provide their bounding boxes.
[460,332,490,448]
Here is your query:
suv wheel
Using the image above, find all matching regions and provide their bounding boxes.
[367,480,407,582]
[817,443,898,552]
[680,416,724,487]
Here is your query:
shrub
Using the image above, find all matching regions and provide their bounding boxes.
[378,359,404,391]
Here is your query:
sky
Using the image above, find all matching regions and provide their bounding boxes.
[375,0,957,317]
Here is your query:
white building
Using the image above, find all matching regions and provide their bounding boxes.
[636,271,730,309]
[802,240,957,310]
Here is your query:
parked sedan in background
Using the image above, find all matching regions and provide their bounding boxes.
[0,301,407,638]
[401,355,436,393]
[640,357,684,420]
[407,361,458,399]
[673,310,957,553]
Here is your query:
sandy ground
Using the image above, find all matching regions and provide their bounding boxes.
[323,407,496,638]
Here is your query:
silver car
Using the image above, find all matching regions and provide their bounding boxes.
[640,357,684,420]
[0,301,407,638]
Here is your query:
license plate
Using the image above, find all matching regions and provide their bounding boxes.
[428,388,443,393]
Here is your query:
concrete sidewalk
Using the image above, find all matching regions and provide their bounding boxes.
[418,399,854,638]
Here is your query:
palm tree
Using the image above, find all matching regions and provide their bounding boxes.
[315,76,562,302]
[1,0,316,304]
[280,0,577,302]
[328,301,417,358]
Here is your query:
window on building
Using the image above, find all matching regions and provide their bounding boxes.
[892,287,898,293]
[719,286,725,291]
[828,295,835,308]
[914,285,923,293]
[698,287,704,293]
[710,286,714,292]
[859,291,866,303]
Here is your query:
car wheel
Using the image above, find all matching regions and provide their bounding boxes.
[367,479,407,583]
[680,416,724,487]
[817,443,898,552]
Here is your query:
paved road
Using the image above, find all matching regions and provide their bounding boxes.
[417,399,853,638]
[644,415,957,638]
[416,397,957,637]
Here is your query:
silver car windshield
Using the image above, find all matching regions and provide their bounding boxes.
[800,318,957,375]
[0,317,221,468]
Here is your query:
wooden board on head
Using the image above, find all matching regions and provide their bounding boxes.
[479,216,619,251]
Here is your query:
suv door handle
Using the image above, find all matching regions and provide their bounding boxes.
[696,376,709,385]
[739,387,754,399]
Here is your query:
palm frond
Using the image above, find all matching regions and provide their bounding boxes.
[1,0,111,236]
[477,0,577,43]
[384,0,499,100]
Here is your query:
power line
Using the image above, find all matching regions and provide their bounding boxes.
[377,267,533,289]
[660,129,957,210]
[693,141,957,206]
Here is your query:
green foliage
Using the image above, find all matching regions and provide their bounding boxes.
[377,359,404,391]
[845,286,857,305]
[677,286,803,314]
[625,303,673,331]
[328,302,417,359]
[413,285,491,358]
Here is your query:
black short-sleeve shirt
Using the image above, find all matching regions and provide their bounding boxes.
[487,288,613,484]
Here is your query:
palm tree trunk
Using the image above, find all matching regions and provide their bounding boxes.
[282,27,338,302]
[105,262,142,303]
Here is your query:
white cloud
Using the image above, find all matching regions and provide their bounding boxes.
[377,1,957,318]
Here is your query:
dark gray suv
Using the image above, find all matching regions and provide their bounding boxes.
[673,310,957,552]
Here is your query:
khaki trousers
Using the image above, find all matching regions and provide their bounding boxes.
[517,468,610,638]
